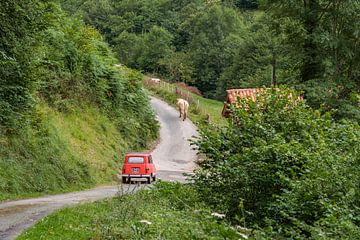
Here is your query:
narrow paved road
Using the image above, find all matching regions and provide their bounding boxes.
[0,97,198,240]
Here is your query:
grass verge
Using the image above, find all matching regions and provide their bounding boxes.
[18,182,242,240]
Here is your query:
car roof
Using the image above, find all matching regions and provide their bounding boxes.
[125,152,151,156]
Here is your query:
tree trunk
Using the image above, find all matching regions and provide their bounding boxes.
[301,0,322,82]
[271,53,277,87]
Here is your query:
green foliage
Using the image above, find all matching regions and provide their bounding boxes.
[18,182,241,240]
[112,31,143,68]
[187,5,245,98]
[0,1,159,198]
[138,26,174,73]
[262,0,360,121]
[218,13,283,96]
[192,88,360,238]
[0,0,48,132]
[71,0,360,121]
[158,51,194,83]
[113,67,159,148]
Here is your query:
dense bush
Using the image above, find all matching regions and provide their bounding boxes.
[192,88,360,238]
[0,0,48,132]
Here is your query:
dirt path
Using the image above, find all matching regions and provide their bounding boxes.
[0,97,198,240]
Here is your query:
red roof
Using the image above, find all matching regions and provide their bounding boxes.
[226,88,262,103]
[222,88,262,117]
[221,88,304,117]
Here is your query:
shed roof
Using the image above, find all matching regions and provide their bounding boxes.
[222,88,262,117]
[221,88,304,117]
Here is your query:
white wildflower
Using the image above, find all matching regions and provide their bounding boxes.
[139,220,152,225]
[211,212,226,219]
[238,233,248,239]
[235,225,251,233]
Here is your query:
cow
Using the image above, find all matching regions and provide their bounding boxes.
[150,78,161,84]
[177,98,189,121]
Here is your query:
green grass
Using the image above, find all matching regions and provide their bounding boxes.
[191,94,227,126]
[0,102,147,201]
[18,182,241,240]
[144,80,227,127]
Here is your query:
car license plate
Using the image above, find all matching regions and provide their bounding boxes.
[133,168,139,173]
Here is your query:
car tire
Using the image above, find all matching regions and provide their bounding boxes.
[122,177,127,184]
[152,175,156,182]
[147,176,152,184]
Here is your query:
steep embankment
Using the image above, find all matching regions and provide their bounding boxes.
[0,98,157,201]
[0,104,119,200]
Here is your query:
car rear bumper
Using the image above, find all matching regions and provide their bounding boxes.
[121,174,154,178]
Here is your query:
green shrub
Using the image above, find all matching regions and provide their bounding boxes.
[192,88,360,238]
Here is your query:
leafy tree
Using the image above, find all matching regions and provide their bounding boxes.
[137,26,174,73]
[218,13,300,98]
[223,0,259,10]
[187,5,245,98]
[158,51,194,83]
[262,0,360,120]
[112,31,144,69]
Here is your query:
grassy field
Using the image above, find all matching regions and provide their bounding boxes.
[144,79,227,127]
[18,182,242,240]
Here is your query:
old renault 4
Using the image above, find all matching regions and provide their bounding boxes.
[121,152,156,184]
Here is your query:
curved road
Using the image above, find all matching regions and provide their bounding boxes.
[0,97,198,240]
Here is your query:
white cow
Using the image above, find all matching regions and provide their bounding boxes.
[150,78,161,84]
[177,98,189,121]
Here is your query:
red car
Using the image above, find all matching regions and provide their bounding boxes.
[121,152,156,184]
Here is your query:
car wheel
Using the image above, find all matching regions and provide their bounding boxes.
[122,177,127,184]
[152,175,156,181]
[147,176,152,184]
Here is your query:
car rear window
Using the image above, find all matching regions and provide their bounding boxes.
[128,156,145,164]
